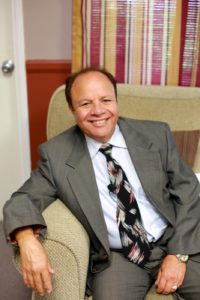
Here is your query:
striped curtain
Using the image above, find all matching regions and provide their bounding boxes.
[72,0,200,86]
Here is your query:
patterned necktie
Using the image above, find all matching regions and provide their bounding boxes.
[100,143,150,267]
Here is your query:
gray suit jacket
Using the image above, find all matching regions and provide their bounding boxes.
[3,117,200,294]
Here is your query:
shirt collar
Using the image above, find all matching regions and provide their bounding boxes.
[85,124,127,159]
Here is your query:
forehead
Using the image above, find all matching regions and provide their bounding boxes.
[72,71,113,88]
[70,71,116,106]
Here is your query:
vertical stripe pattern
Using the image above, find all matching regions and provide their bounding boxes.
[72,0,200,86]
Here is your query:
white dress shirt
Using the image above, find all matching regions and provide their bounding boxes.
[85,125,168,248]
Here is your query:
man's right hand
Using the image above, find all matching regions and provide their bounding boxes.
[15,227,55,296]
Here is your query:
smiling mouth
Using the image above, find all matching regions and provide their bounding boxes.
[91,119,108,126]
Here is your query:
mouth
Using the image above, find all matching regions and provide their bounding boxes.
[90,119,108,126]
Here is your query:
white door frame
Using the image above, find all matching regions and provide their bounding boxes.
[12,0,31,180]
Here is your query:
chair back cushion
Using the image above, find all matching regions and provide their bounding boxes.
[47,84,200,172]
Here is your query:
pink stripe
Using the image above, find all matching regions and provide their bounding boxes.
[82,0,88,67]
[180,1,198,86]
[145,2,150,85]
[90,0,101,67]
[151,1,164,85]
[141,2,150,85]
[140,3,145,84]
[116,0,127,83]
[178,0,188,85]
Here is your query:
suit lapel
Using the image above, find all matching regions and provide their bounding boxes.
[65,132,110,253]
[119,119,173,223]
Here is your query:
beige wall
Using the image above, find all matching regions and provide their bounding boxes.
[23,0,72,59]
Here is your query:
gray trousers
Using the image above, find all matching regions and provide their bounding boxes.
[92,246,200,300]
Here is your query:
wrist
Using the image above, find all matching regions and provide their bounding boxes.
[15,227,35,246]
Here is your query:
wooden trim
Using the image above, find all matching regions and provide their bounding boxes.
[26,59,72,169]
[26,59,71,73]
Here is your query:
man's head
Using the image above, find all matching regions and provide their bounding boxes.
[65,67,119,143]
[65,67,117,108]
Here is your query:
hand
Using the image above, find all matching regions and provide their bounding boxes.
[155,254,186,295]
[16,227,55,296]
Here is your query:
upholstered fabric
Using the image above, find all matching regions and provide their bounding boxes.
[15,200,90,300]
[116,85,200,132]
[32,200,90,300]
[14,84,200,300]
[47,84,200,172]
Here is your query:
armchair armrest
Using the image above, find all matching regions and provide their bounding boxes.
[14,199,90,300]
[39,199,90,300]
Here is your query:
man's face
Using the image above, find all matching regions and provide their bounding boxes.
[70,71,119,143]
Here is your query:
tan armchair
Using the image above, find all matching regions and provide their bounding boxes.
[16,84,200,300]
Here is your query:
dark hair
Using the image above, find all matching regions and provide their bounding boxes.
[65,67,117,108]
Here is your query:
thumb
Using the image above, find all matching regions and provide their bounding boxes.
[155,270,161,286]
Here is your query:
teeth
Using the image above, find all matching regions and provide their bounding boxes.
[92,120,106,125]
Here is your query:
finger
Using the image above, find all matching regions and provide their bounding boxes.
[33,273,46,296]
[155,270,172,294]
[155,270,161,287]
[171,284,178,293]
[41,269,53,294]
[168,265,185,291]
[26,270,36,290]
[22,269,31,288]
[163,280,176,295]
[177,264,186,287]
[20,257,32,288]
[156,276,167,294]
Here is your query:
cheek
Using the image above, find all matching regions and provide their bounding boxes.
[73,111,89,128]
[110,106,118,118]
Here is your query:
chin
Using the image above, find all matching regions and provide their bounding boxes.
[96,136,110,143]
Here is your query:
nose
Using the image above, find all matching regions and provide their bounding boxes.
[91,100,104,115]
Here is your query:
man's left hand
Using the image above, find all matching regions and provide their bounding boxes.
[155,254,186,294]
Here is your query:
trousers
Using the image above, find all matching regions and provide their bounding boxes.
[92,244,200,300]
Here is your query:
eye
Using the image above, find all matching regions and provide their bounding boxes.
[79,101,91,108]
[102,98,112,103]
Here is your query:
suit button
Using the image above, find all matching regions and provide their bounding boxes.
[102,254,108,260]
[92,268,97,273]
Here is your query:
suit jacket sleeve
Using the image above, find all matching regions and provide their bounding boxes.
[164,124,200,255]
[3,144,57,239]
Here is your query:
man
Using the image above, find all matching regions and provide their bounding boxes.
[3,67,200,300]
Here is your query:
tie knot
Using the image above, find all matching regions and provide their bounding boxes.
[99,143,112,156]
